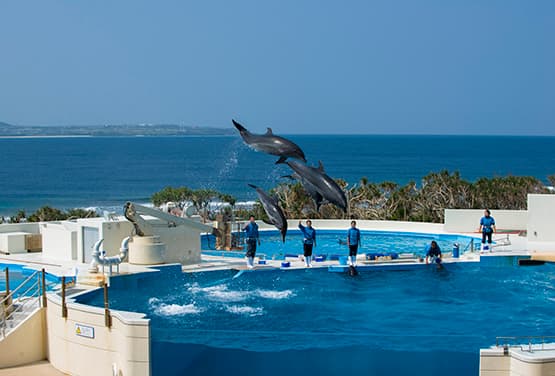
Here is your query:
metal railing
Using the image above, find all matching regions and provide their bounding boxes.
[491,234,511,248]
[496,336,555,352]
[461,238,476,253]
[0,268,47,338]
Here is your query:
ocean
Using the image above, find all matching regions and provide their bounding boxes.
[1,135,555,216]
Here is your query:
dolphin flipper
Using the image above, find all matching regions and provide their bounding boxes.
[275,156,287,164]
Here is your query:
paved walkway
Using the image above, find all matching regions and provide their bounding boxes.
[0,361,66,375]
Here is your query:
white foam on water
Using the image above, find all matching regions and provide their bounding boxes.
[155,303,202,316]
[149,297,202,316]
[187,283,249,302]
[207,288,249,302]
[225,305,264,317]
[255,289,295,300]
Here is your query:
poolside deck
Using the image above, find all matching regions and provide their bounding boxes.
[0,361,66,375]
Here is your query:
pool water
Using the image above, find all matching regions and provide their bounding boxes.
[202,230,479,259]
[76,261,555,376]
[0,263,62,296]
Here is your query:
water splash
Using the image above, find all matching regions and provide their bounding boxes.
[224,305,264,316]
[149,297,203,316]
[255,289,295,300]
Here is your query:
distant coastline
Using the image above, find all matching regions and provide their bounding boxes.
[0,121,235,137]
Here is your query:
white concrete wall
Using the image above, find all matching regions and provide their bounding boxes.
[154,222,202,264]
[41,222,79,261]
[480,346,555,376]
[0,308,47,367]
[39,216,206,265]
[100,220,134,258]
[527,194,555,245]
[526,194,555,251]
[46,292,150,376]
[480,347,510,376]
[0,232,29,254]
[444,209,527,233]
[97,218,203,264]
[0,223,40,234]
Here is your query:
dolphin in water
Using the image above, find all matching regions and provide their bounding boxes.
[232,119,306,164]
[279,160,348,212]
[281,173,324,211]
[248,184,288,242]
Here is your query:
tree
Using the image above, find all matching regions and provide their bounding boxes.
[151,186,192,207]
[28,206,67,222]
[190,189,218,222]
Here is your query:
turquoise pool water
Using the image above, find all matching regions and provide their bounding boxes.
[0,263,64,296]
[201,230,480,259]
[76,261,555,376]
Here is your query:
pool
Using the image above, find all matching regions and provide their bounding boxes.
[0,263,64,296]
[202,230,480,260]
[75,260,555,376]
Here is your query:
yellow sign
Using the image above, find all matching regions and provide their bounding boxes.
[75,323,95,339]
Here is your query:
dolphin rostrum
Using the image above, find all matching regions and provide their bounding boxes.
[279,160,348,212]
[233,119,306,164]
[248,184,288,242]
[281,173,324,211]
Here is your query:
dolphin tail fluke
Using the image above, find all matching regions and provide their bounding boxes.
[275,156,287,164]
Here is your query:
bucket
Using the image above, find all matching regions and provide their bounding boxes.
[281,261,290,268]
[258,260,267,265]
[453,243,460,258]
[339,256,348,265]
[314,255,326,262]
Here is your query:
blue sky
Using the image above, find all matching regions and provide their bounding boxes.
[1,1,554,135]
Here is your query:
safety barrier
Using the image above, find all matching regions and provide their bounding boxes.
[0,268,47,338]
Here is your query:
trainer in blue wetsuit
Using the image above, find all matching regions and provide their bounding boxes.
[346,220,361,266]
[479,209,496,251]
[298,219,317,267]
[425,240,442,268]
[242,215,260,268]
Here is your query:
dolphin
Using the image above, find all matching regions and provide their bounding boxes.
[281,173,324,211]
[232,119,306,164]
[248,184,288,242]
[279,160,348,212]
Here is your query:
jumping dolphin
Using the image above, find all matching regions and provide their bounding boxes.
[248,184,288,242]
[281,173,324,211]
[279,160,348,212]
[233,119,306,164]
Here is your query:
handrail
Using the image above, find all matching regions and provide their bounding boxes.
[461,238,475,253]
[491,234,511,247]
[496,335,555,352]
[0,269,45,338]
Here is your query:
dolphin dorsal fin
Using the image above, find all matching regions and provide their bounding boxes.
[318,161,325,172]
[265,128,273,135]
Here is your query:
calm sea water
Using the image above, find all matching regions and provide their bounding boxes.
[1,135,555,215]
[76,262,555,375]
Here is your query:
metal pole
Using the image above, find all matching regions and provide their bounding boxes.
[104,283,112,327]
[5,267,9,296]
[61,276,67,318]
[41,268,47,307]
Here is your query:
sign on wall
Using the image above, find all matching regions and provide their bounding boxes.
[75,323,95,339]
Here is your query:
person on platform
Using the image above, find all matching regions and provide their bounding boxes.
[298,219,317,267]
[242,215,260,268]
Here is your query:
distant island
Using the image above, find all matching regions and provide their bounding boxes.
[0,121,235,137]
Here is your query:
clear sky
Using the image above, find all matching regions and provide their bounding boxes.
[1,1,554,135]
